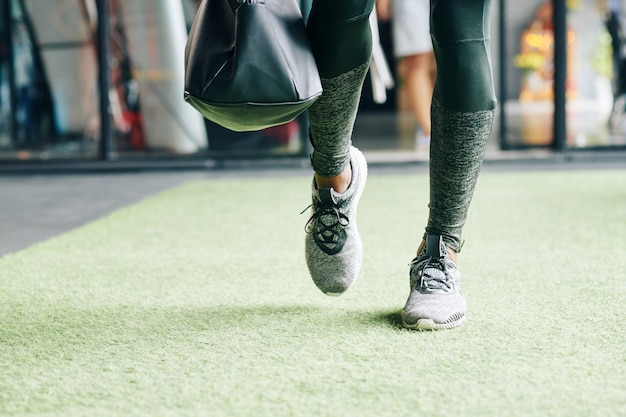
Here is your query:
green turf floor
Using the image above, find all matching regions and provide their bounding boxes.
[1,169,625,417]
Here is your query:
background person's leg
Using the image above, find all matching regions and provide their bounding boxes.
[387,0,435,141]
[425,0,497,253]
[404,52,435,137]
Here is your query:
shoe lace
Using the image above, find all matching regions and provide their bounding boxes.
[302,204,349,234]
[301,203,349,252]
[411,254,453,292]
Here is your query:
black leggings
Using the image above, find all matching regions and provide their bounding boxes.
[306,0,496,252]
[307,0,375,78]
[306,0,375,177]
[306,0,496,109]
[430,0,497,112]
[426,0,496,251]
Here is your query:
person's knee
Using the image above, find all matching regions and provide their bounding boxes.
[307,0,374,77]
[430,0,491,42]
[430,0,496,111]
[404,53,433,73]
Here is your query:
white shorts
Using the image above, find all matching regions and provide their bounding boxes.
[391,0,432,58]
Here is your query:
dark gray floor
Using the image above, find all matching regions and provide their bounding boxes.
[0,172,211,256]
[1,151,625,257]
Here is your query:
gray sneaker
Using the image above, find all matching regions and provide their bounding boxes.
[402,235,467,330]
[304,147,367,295]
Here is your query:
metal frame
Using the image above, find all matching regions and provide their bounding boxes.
[96,0,113,160]
[552,0,567,152]
[498,0,508,150]
[3,0,16,143]
[498,0,567,151]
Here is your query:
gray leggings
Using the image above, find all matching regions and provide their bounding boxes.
[426,0,496,252]
[308,0,496,252]
[430,0,497,112]
[307,0,375,177]
[307,0,376,78]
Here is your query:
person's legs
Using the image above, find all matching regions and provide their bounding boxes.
[425,0,496,253]
[389,0,433,144]
[402,0,496,330]
[404,52,435,137]
[303,0,374,295]
[306,0,374,192]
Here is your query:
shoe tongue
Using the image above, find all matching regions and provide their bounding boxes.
[317,188,336,205]
[426,235,443,258]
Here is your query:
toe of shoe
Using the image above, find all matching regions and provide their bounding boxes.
[307,253,359,295]
[402,294,467,329]
[305,235,361,296]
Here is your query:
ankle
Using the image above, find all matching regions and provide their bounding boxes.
[315,165,352,194]
[416,239,458,264]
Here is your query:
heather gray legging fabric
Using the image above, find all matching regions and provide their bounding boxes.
[306,0,496,253]
[426,0,496,252]
[306,0,375,177]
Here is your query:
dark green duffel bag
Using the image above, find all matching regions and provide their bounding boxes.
[184,0,322,132]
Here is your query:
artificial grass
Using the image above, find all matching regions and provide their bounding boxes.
[0,169,625,417]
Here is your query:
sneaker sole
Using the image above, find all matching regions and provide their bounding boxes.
[402,316,466,331]
[350,146,368,222]
[325,290,349,297]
